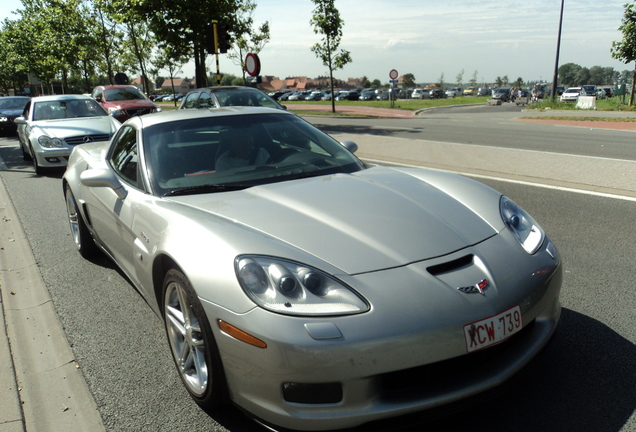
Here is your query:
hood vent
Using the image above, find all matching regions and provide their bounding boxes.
[427,254,474,276]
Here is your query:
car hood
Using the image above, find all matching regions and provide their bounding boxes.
[102,99,156,109]
[168,168,500,275]
[0,109,24,117]
[32,117,119,137]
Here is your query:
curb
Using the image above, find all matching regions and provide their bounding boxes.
[0,177,105,432]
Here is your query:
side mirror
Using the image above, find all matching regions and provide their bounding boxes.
[14,116,26,125]
[340,140,358,154]
[80,168,128,200]
[94,96,103,102]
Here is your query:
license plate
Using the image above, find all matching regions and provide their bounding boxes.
[464,305,522,352]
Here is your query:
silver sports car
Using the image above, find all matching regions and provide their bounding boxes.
[16,94,121,174]
[62,107,562,431]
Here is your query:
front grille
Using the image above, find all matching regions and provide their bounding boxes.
[378,320,536,400]
[123,108,154,117]
[65,134,111,145]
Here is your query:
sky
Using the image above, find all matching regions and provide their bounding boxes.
[1,0,632,85]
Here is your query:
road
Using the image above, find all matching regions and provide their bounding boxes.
[0,108,635,432]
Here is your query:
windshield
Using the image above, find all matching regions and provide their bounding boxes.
[144,112,365,196]
[33,99,107,121]
[211,89,282,109]
[0,97,29,110]
[104,88,146,101]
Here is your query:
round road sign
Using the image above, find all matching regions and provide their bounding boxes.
[245,53,261,77]
[389,69,398,80]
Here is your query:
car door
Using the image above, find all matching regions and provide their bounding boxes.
[83,125,143,280]
[16,101,31,149]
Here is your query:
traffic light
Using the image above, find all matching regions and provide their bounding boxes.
[204,23,215,54]
[217,22,231,54]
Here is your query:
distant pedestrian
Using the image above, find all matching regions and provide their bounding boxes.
[531,86,539,103]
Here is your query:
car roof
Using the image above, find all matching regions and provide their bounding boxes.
[131,105,294,129]
[97,85,137,90]
[193,86,263,93]
[30,94,93,102]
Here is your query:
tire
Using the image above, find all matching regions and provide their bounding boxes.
[65,185,98,258]
[32,149,45,175]
[18,137,32,162]
[163,269,227,410]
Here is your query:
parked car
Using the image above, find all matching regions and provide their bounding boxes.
[491,88,510,102]
[560,87,581,102]
[445,89,459,98]
[580,85,597,97]
[463,87,476,96]
[411,88,430,99]
[62,106,562,431]
[267,90,288,100]
[429,88,446,99]
[335,90,359,101]
[288,91,309,101]
[602,87,614,97]
[477,87,490,97]
[278,92,294,101]
[91,85,160,122]
[359,88,376,101]
[304,91,324,101]
[0,96,30,135]
[15,94,120,174]
[179,86,284,110]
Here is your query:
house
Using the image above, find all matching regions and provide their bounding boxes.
[160,78,195,94]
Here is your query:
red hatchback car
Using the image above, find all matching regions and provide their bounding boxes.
[91,85,161,122]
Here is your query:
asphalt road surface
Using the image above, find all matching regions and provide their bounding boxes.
[0,110,634,432]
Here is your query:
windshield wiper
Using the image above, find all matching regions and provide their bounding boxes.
[164,183,251,197]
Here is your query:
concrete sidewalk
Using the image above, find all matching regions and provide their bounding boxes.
[0,177,105,432]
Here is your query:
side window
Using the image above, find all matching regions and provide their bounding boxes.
[199,92,213,108]
[183,92,199,109]
[109,126,139,188]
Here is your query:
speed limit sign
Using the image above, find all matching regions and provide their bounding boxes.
[389,69,398,80]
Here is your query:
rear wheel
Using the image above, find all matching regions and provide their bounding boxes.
[65,185,97,257]
[163,269,227,410]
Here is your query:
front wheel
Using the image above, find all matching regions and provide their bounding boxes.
[65,185,97,257]
[163,269,227,410]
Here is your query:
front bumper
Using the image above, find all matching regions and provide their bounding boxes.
[204,231,562,431]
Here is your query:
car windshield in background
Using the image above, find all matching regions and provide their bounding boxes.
[32,99,107,121]
[0,98,29,110]
[212,89,282,109]
[144,112,365,196]
[104,88,147,101]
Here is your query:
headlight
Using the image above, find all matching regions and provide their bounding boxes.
[236,256,369,316]
[500,196,545,254]
[38,136,64,148]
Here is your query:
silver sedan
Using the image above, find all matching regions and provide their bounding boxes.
[62,107,562,431]
[16,94,120,174]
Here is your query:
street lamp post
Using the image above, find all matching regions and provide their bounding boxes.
[551,0,565,101]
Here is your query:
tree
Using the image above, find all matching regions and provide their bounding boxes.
[227,1,270,85]
[558,62,582,86]
[126,0,241,89]
[574,67,590,85]
[469,70,478,87]
[611,1,636,105]
[438,72,445,88]
[456,69,464,87]
[514,77,524,88]
[310,0,352,113]
[401,73,416,88]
